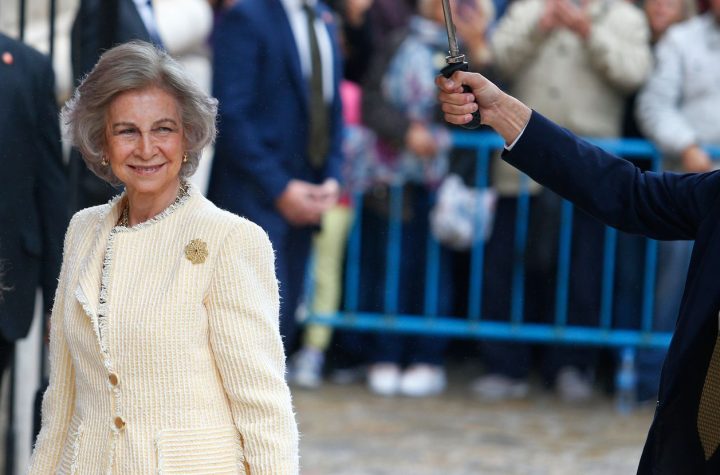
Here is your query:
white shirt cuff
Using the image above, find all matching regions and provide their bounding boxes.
[504,124,528,151]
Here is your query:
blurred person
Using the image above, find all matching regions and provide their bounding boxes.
[0,31,67,414]
[623,0,696,137]
[327,0,376,82]
[369,0,417,47]
[615,0,696,404]
[28,42,298,474]
[290,40,371,388]
[208,0,344,355]
[70,0,165,211]
[472,0,652,403]
[437,65,720,474]
[645,0,697,41]
[360,0,494,397]
[636,5,720,176]
[289,3,379,390]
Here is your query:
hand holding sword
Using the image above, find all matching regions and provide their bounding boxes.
[440,0,482,129]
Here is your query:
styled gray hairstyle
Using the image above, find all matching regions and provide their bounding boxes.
[62,41,218,186]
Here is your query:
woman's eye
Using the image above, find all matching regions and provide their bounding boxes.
[155,126,174,133]
[118,128,137,135]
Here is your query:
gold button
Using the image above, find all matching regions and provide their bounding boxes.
[108,373,119,386]
[114,416,126,430]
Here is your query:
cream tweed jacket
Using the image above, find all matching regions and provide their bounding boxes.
[27,184,299,474]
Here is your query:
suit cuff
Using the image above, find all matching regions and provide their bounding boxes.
[504,122,529,151]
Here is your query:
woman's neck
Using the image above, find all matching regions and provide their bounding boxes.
[125,180,182,226]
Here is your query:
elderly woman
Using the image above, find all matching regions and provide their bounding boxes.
[28,42,298,474]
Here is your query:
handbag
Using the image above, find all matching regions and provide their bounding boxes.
[429,174,497,250]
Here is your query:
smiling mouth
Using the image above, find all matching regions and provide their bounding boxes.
[128,163,166,175]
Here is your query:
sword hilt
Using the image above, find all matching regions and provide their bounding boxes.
[441,61,481,130]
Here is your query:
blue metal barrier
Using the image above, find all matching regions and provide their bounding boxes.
[307,132,720,350]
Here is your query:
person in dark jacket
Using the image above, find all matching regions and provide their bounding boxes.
[437,67,720,474]
[0,33,67,384]
[208,0,344,354]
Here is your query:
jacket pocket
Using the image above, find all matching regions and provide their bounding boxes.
[156,425,245,474]
[57,414,84,475]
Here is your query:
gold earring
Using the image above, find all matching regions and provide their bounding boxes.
[182,153,188,163]
[101,155,108,166]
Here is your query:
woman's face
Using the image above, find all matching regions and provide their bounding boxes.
[644,0,685,40]
[105,86,185,198]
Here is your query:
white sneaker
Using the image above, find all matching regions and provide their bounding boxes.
[368,363,401,396]
[471,374,529,401]
[555,366,593,403]
[399,364,446,397]
[289,347,324,389]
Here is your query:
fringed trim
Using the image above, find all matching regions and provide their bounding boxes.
[97,225,117,352]
[106,427,119,475]
[113,181,192,233]
[74,287,106,356]
[69,421,84,475]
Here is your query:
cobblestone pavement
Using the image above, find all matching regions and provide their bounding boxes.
[294,373,654,475]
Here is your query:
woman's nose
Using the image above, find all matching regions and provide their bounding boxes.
[137,133,155,159]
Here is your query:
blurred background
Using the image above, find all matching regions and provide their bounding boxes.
[1,0,719,472]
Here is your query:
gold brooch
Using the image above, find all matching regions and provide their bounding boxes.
[185,239,208,264]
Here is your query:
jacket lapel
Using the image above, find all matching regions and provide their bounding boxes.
[74,196,123,326]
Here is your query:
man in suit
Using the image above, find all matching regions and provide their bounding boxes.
[437,66,720,473]
[0,33,67,396]
[208,0,343,354]
[69,0,163,210]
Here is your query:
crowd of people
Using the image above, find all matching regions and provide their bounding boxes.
[1,0,719,460]
[283,0,720,405]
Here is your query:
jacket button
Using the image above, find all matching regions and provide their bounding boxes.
[108,373,119,386]
[114,416,126,430]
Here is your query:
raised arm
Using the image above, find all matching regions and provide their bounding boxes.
[436,71,720,240]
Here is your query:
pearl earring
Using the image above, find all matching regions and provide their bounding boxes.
[101,155,108,166]
[183,153,188,163]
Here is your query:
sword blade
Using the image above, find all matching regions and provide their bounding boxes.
[441,0,461,59]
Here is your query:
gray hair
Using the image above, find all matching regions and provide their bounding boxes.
[62,41,218,186]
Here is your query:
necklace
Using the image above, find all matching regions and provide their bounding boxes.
[118,205,130,227]
[117,182,188,228]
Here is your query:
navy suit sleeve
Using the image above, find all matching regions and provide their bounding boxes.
[213,7,292,200]
[33,54,68,313]
[503,112,720,241]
